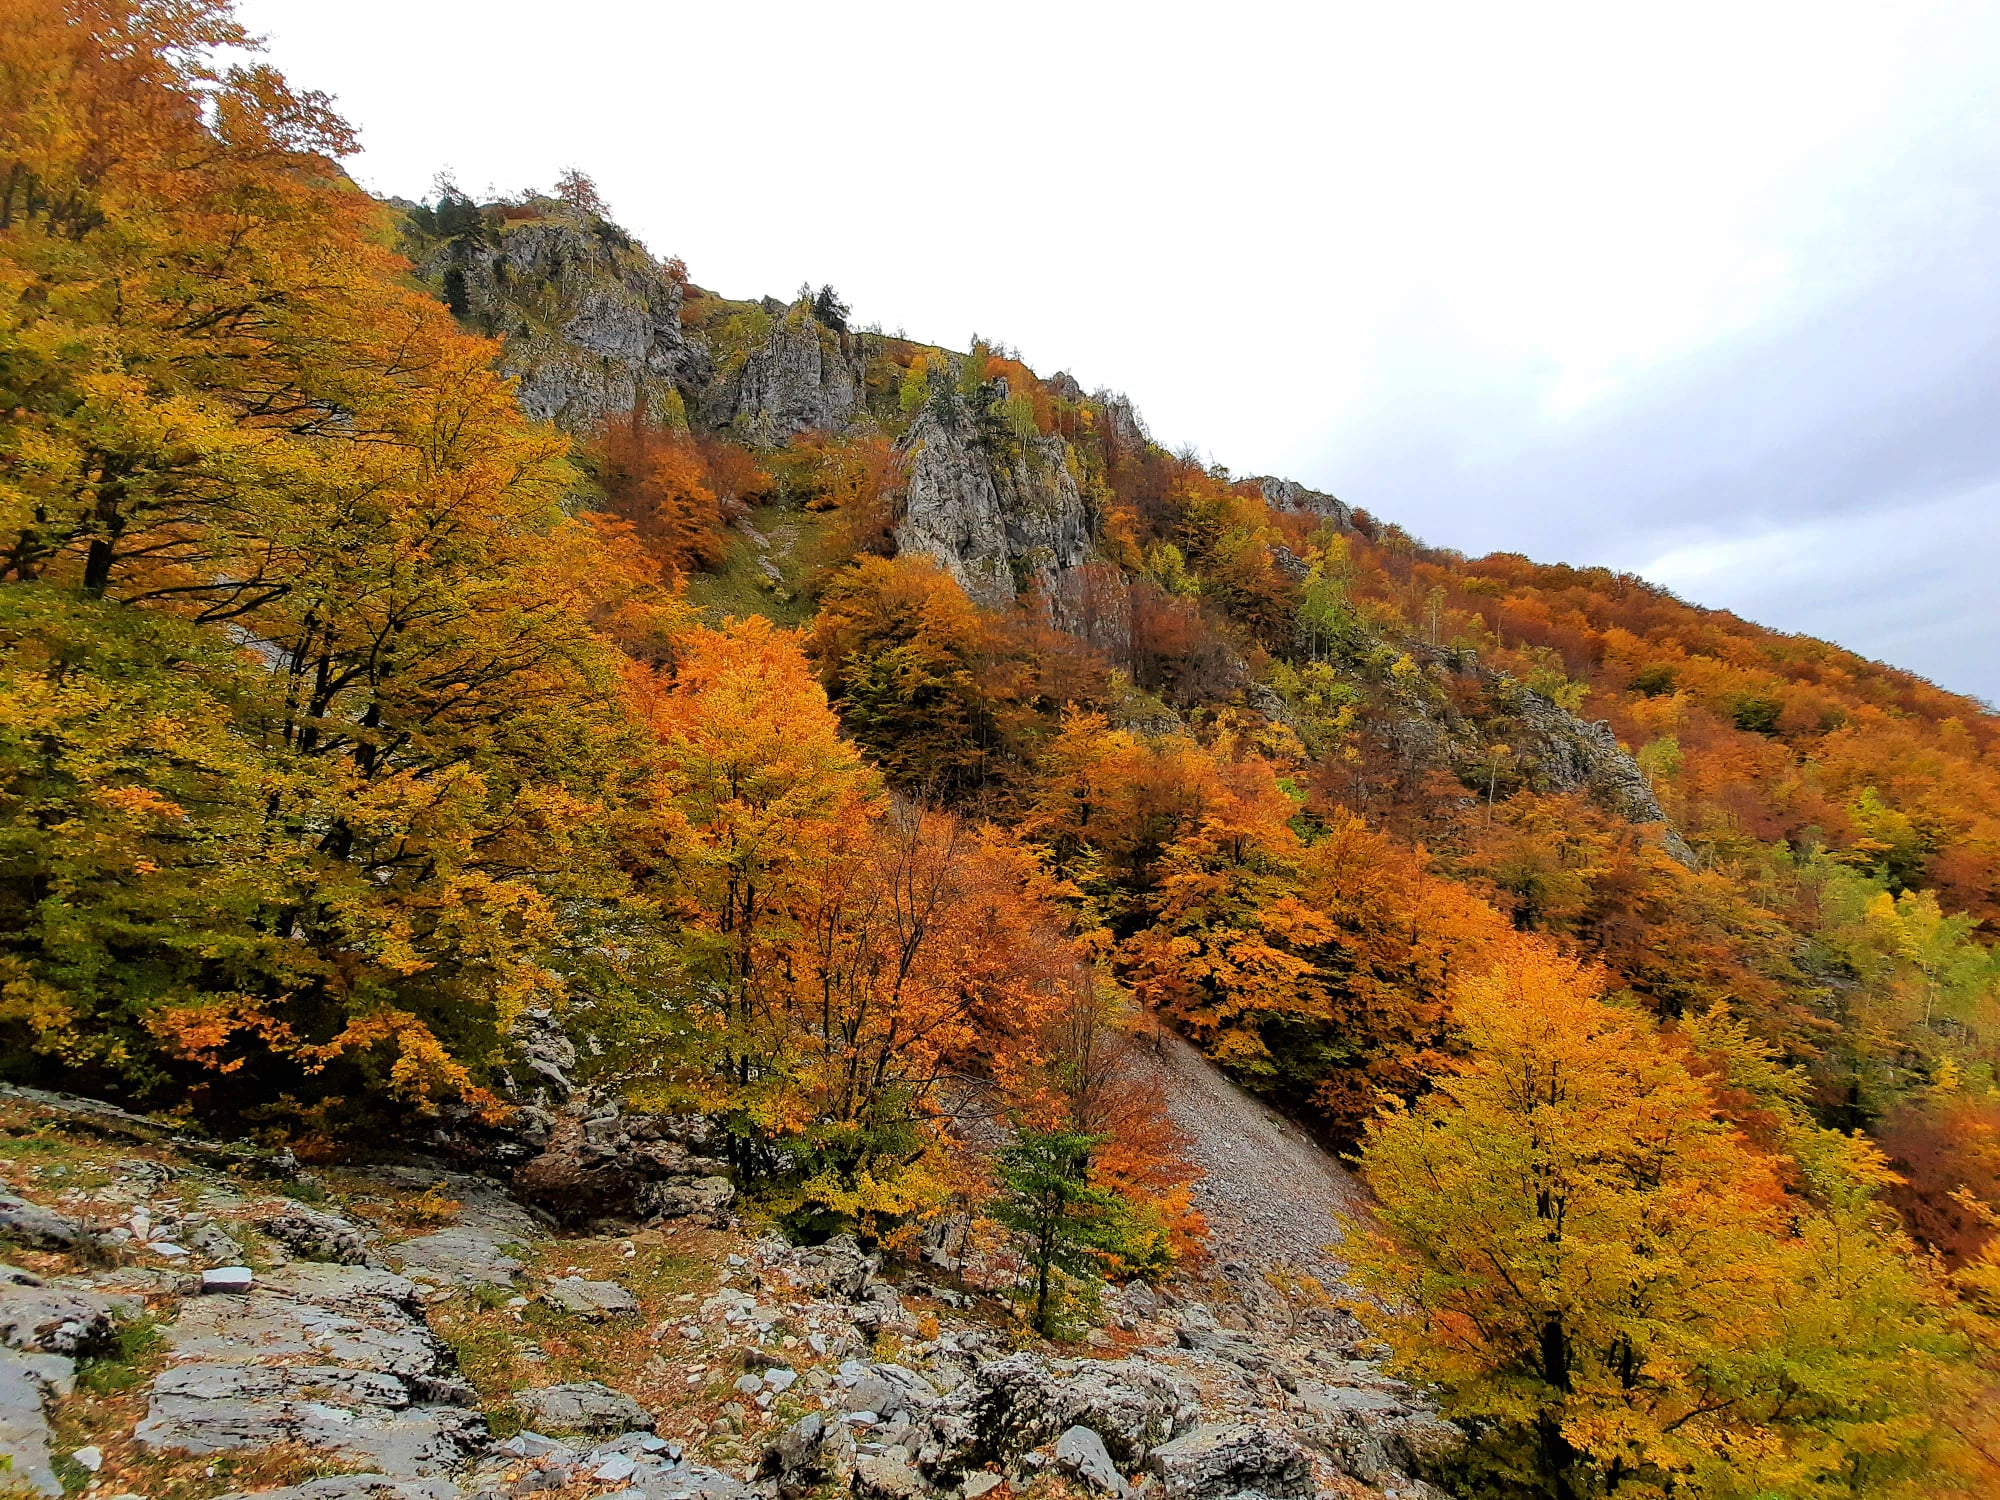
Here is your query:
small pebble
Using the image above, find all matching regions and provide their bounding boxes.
[201,1266,253,1294]
[71,1447,103,1472]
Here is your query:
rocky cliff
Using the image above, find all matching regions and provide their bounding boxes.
[893,389,1090,615]
[1250,477,1351,529]
[1505,682,1699,866]
[716,306,867,445]
[409,203,709,431]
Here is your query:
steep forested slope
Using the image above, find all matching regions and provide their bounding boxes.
[4,6,1998,1495]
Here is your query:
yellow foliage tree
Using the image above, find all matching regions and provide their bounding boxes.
[1349,938,1969,1498]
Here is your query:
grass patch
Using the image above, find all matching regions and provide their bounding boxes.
[75,1317,166,1397]
[682,504,834,629]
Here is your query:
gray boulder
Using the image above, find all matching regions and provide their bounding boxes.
[635,1175,735,1222]
[1142,1424,1313,1500]
[1057,1360,1199,1463]
[841,1364,939,1424]
[1055,1426,1130,1497]
[914,1353,1192,1480]
[511,1104,732,1226]
[851,1448,927,1500]
[261,1204,373,1265]
[0,1285,118,1357]
[798,1234,877,1300]
[512,1381,652,1434]
[0,1192,87,1252]
[850,1282,916,1336]
[539,1277,639,1320]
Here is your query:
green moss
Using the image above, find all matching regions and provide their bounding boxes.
[75,1317,165,1397]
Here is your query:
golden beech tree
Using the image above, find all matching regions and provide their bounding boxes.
[593,417,729,576]
[1350,938,1974,1500]
[620,616,1100,1234]
[1,0,654,1123]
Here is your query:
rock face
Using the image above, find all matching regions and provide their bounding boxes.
[1250,476,1351,528]
[723,307,865,444]
[480,1010,736,1226]
[1507,683,1698,867]
[510,1103,734,1227]
[415,205,708,432]
[894,396,1089,614]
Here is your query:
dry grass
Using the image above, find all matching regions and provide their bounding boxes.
[426,1222,827,1466]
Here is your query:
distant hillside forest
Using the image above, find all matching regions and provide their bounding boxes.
[4,3,1998,1495]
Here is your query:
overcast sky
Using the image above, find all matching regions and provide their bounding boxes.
[234,0,2000,705]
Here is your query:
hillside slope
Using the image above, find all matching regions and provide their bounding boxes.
[391,183,1998,1238]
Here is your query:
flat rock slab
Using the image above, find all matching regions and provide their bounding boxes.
[513,1381,652,1434]
[138,1260,481,1477]
[0,1346,74,1496]
[135,1363,482,1475]
[393,1228,525,1288]
[166,1264,443,1379]
[215,1474,463,1500]
[540,1278,638,1319]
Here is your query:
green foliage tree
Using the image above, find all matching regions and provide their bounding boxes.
[899,355,930,415]
[992,1126,1125,1338]
[812,284,850,332]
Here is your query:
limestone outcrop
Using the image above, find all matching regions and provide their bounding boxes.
[894,394,1089,613]
[413,204,709,432]
[1249,476,1351,527]
[721,307,866,444]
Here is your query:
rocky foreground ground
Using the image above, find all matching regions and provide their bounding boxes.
[0,1069,1458,1500]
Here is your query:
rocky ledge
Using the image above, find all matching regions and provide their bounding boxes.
[0,1077,1456,1500]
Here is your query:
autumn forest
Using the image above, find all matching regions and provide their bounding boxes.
[3,5,1998,1498]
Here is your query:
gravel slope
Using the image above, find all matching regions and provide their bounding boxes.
[1130,1027,1373,1295]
